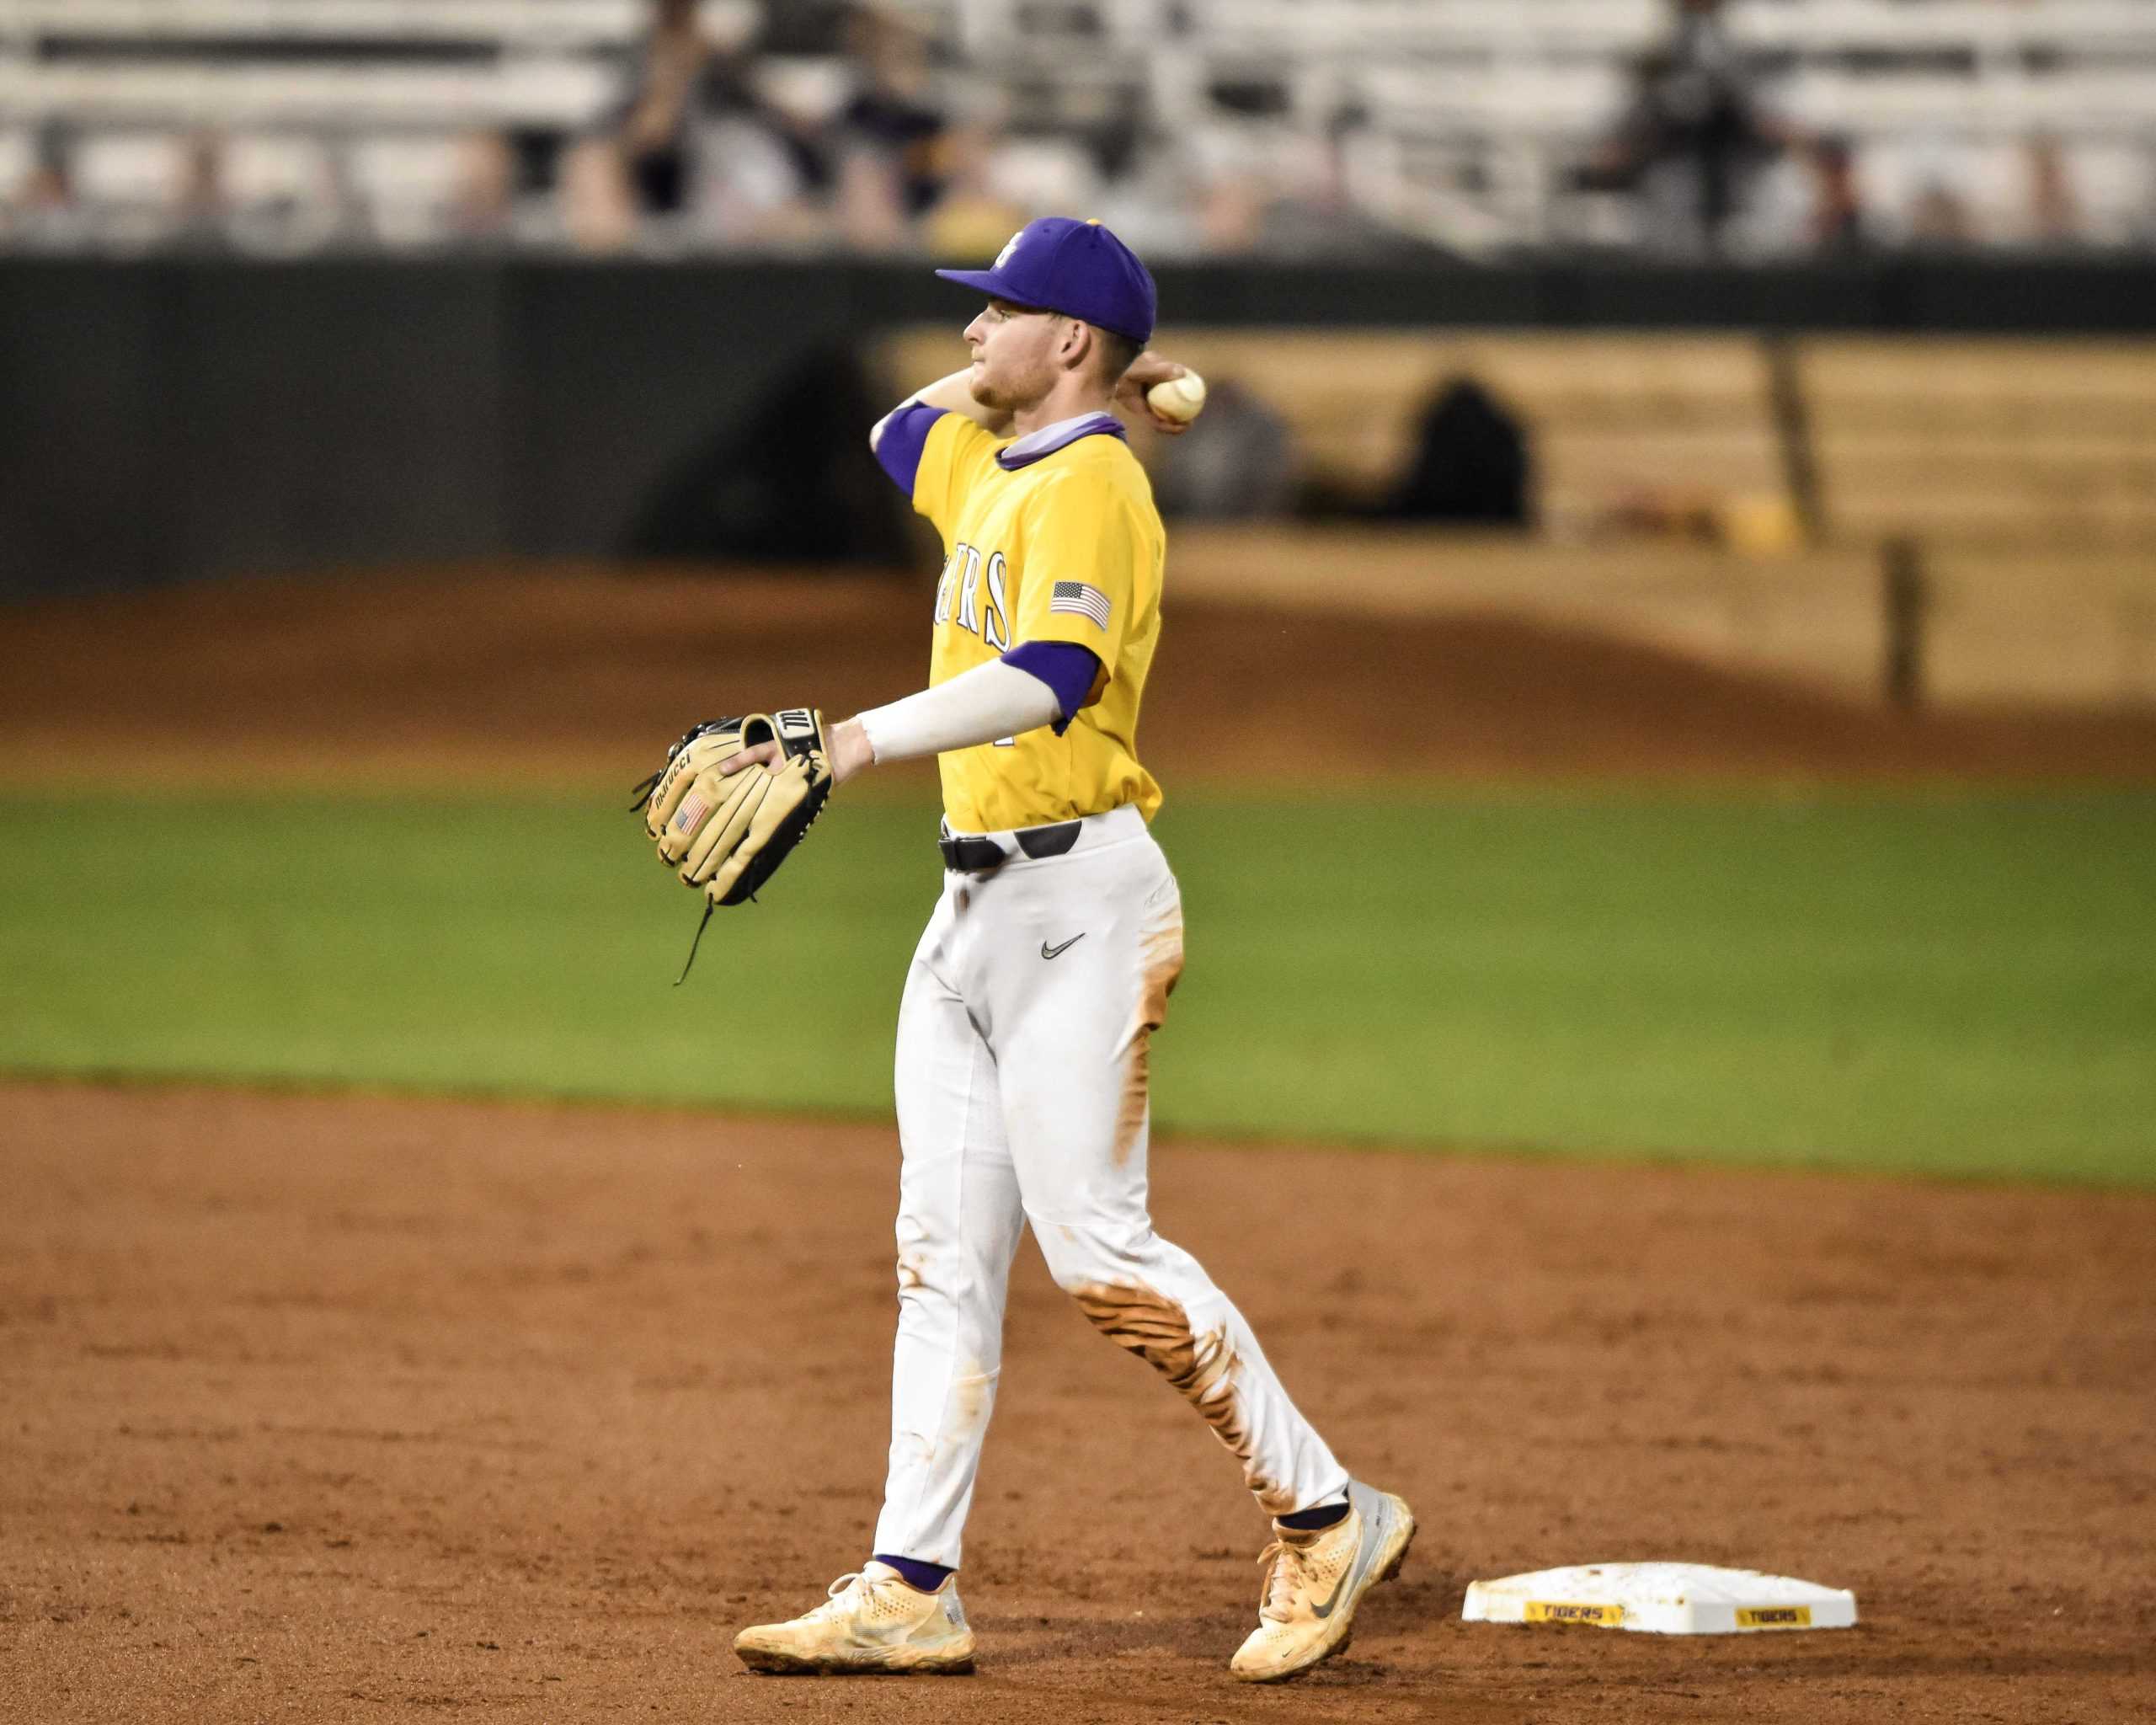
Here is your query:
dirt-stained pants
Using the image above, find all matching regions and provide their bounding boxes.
[873,806,1348,1569]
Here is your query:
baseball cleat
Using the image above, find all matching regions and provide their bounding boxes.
[733,1562,976,1676]
[1229,1480,1416,1684]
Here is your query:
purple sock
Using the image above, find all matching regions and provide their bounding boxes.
[1277,1497,1351,1531]
[873,1552,952,1594]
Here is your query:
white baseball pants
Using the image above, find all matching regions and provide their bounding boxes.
[873,805,1348,1569]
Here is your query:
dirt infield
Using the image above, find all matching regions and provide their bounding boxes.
[4,1081,2152,1724]
[7,564,2156,786]
[6,569,2154,1721]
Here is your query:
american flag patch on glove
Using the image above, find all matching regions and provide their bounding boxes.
[673,792,708,835]
[1049,580,1112,631]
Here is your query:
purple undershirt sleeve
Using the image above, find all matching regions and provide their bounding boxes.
[1001,640,1102,736]
[873,402,948,496]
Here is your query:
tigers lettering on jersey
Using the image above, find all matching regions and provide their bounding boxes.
[908,411,1166,835]
[933,542,1012,654]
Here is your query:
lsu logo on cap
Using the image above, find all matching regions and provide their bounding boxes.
[994,231,1022,269]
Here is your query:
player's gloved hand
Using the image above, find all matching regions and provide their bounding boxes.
[634,708,834,908]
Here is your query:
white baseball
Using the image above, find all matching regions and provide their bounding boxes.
[1145,371,1208,424]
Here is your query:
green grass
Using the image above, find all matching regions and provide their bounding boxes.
[2,789,2151,1184]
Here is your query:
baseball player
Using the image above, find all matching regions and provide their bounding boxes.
[721,217,1413,1683]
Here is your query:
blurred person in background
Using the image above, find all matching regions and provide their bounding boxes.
[1906,177,1979,249]
[1147,380,1299,520]
[1377,378,1534,528]
[167,131,233,253]
[1257,102,1430,259]
[164,131,355,256]
[560,132,640,251]
[1580,0,1801,257]
[1804,135,1870,255]
[572,0,821,250]
[5,123,91,252]
[1178,104,1426,263]
[2020,134,2086,249]
[919,117,1031,259]
[446,128,568,248]
[575,0,968,254]
[828,2,953,249]
[615,0,738,217]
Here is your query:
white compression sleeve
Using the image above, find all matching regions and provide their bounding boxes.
[856,659,1062,765]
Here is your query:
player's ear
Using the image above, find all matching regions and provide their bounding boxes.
[1058,317,1091,374]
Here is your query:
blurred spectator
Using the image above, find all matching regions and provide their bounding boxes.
[782,3,962,254]
[1184,105,1428,263]
[832,147,911,252]
[1258,104,1432,259]
[446,128,568,248]
[0,0,2148,262]
[444,131,515,243]
[1148,382,1299,521]
[569,0,965,254]
[5,124,92,252]
[1378,379,1534,528]
[168,131,232,252]
[2022,135,2085,249]
[1581,0,1800,258]
[1805,136,1870,255]
[920,120,1030,260]
[579,0,822,248]
[1907,178,1979,250]
[615,0,734,216]
[165,131,355,256]
[1194,163,1266,257]
[834,5,952,222]
[561,135,641,253]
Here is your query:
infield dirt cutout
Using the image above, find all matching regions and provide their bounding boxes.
[5,1081,2152,1725]
[5,568,2154,1721]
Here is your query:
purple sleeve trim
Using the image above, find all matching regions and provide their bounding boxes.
[873,402,947,495]
[1002,640,1102,736]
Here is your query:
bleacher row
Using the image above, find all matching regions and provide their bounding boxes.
[3,0,2155,250]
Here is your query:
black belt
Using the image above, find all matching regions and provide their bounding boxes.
[938,819,1083,873]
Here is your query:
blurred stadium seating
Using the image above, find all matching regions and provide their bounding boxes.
[3,0,2153,256]
[4,2,2153,708]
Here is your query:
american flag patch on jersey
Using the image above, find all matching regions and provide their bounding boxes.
[673,792,708,835]
[1049,579,1113,631]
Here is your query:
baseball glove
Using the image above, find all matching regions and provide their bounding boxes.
[632,708,834,946]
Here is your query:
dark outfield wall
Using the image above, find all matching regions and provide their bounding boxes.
[3,256,2151,599]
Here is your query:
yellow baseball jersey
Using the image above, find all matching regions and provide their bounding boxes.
[910,413,1165,833]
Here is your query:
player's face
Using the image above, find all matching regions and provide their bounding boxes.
[963,298,1068,413]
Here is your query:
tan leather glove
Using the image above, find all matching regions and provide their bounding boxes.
[636,709,834,908]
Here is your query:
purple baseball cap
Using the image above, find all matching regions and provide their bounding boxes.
[935,216,1156,345]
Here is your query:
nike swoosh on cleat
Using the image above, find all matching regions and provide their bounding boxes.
[1313,1495,1398,1619]
[1040,935,1086,960]
[1309,1568,1353,1620]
